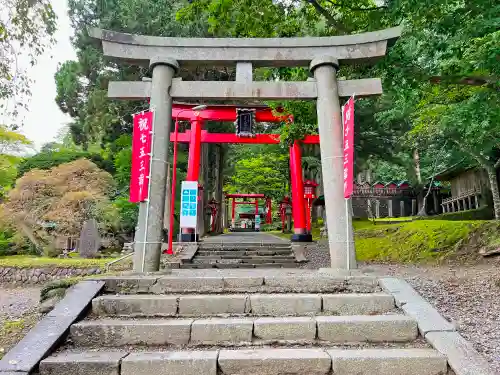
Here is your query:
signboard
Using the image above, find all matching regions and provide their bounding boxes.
[180,181,198,229]
[130,111,154,202]
[342,96,355,199]
[236,108,256,137]
[254,214,261,230]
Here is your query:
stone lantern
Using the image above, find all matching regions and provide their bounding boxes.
[205,198,218,233]
[279,196,292,233]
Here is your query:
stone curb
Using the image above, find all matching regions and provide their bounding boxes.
[379,277,497,375]
[0,280,105,373]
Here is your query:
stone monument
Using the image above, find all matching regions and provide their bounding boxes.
[78,219,100,258]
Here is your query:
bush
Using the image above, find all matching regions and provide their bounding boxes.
[426,206,493,221]
[17,150,114,178]
[0,229,18,256]
[40,278,80,302]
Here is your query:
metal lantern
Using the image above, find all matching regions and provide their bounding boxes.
[303,179,319,199]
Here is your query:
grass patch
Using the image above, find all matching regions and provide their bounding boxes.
[0,255,121,269]
[0,315,38,360]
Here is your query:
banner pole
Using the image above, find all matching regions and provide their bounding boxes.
[345,197,350,270]
[142,111,155,273]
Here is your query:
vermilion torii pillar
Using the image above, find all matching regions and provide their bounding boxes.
[90,27,400,272]
[289,141,310,241]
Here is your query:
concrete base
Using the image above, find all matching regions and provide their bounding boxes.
[291,233,313,242]
[179,233,199,242]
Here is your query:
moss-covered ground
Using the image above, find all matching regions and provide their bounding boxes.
[272,219,500,264]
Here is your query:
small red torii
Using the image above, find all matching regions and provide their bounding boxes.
[225,193,272,229]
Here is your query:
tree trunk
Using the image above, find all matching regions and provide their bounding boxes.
[485,165,500,219]
[413,149,422,184]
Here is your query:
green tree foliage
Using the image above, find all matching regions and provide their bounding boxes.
[53,0,499,230]
[17,149,114,177]
[1,0,56,119]
[225,153,289,201]
[0,125,32,195]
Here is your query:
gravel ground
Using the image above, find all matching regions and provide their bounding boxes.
[0,285,41,357]
[0,286,40,320]
[302,243,500,372]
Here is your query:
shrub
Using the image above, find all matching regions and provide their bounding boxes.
[17,150,114,178]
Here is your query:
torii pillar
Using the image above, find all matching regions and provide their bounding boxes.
[311,57,356,269]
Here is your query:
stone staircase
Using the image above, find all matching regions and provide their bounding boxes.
[181,242,299,269]
[39,270,452,375]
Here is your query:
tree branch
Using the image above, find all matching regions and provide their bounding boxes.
[325,0,387,11]
[494,157,500,169]
[430,75,500,89]
[303,0,349,33]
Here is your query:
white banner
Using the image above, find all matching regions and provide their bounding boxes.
[180,181,198,229]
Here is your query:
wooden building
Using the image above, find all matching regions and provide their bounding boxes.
[433,164,490,213]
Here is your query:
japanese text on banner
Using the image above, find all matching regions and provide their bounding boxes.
[130,111,154,203]
[342,96,355,199]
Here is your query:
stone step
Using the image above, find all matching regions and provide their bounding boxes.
[70,315,417,346]
[190,260,298,266]
[180,262,300,269]
[193,255,296,261]
[199,247,293,252]
[196,250,293,256]
[100,274,380,294]
[93,293,396,317]
[40,348,448,375]
[200,242,291,247]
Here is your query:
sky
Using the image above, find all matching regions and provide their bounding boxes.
[19,0,77,150]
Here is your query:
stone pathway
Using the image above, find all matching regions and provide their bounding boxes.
[201,231,289,244]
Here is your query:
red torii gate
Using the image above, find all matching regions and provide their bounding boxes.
[171,103,319,243]
[225,193,272,229]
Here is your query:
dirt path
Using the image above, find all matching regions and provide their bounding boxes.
[0,286,41,358]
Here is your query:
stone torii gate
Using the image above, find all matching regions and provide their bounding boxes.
[90,27,400,273]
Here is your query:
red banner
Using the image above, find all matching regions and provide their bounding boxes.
[342,96,355,199]
[130,111,154,203]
